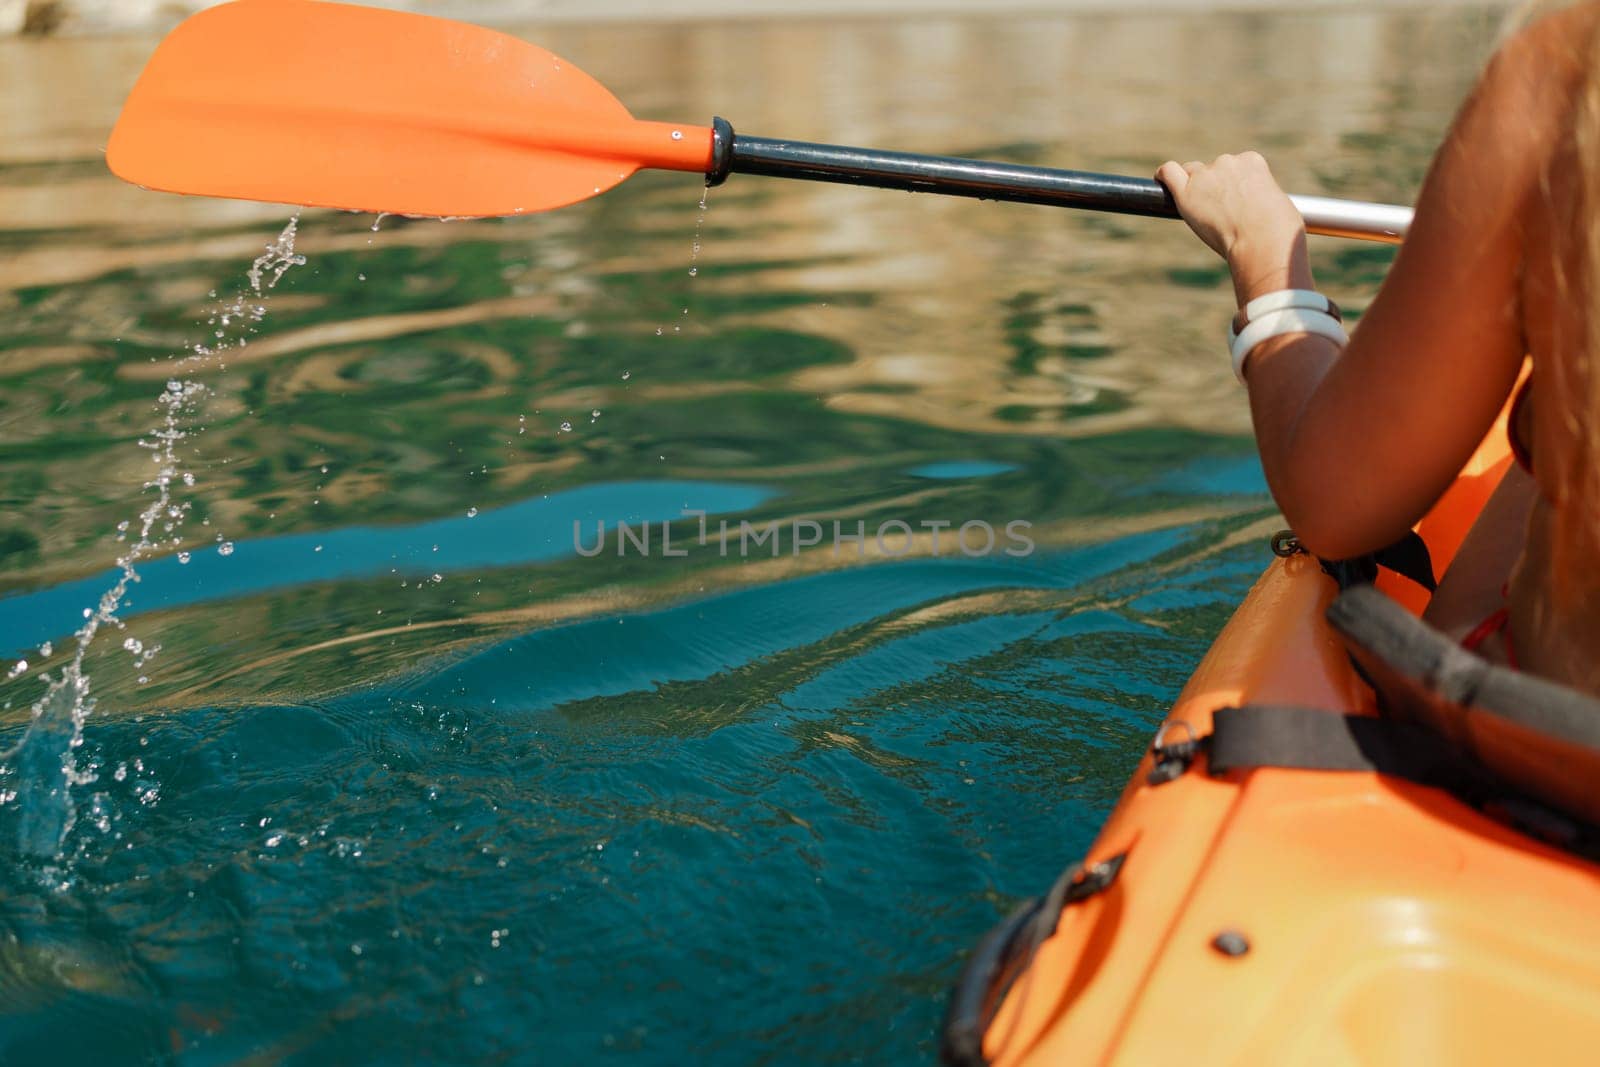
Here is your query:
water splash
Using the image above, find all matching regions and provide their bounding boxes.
[0,217,307,864]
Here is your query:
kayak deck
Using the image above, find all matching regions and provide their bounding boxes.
[984,428,1600,1065]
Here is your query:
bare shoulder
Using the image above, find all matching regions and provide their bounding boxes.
[1439,3,1595,172]
[1491,2,1597,88]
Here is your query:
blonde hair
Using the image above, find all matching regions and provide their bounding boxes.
[1557,18,1600,599]
[1502,1,1600,606]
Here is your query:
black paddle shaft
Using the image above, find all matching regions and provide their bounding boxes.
[706,117,1177,218]
[704,117,1411,243]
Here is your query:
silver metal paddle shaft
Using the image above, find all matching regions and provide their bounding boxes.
[1290,194,1411,244]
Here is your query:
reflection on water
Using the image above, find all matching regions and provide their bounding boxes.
[0,480,776,649]
[0,5,1502,1064]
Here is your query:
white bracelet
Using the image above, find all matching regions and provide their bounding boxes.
[1229,307,1348,383]
[1227,289,1340,344]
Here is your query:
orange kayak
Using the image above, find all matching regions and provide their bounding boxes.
[945,415,1600,1065]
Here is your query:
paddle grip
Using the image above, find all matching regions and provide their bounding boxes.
[706,118,1410,243]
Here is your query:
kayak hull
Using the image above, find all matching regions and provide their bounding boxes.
[983,429,1600,1066]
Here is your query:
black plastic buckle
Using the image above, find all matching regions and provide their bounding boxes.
[1148,719,1205,785]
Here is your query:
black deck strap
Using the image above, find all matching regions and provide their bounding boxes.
[1373,530,1438,592]
[1320,530,1437,593]
[1208,705,1494,798]
[1327,584,1600,829]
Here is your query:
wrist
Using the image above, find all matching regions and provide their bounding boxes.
[1226,230,1313,306]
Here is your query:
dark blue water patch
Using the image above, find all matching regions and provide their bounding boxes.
[1145,454,1268,497]
[779,607,1161,716]
[392,524,1190,713]
[1127,582,1237,615]
[906,461,1018,480]
[0,480,774,654]
[780,610,1060,713]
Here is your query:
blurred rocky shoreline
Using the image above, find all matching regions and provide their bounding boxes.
[3,0,1507,37]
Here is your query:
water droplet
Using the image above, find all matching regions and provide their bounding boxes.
[6,661,26,680]
[177,551,191,564]
[467,507,479,518]
[591,409,601,418]
[37,642,51,658]
[313,544,323,553]
[357,273,367,281]
[621,371,631,380]
[671,129,683,140]
[217,541,234,556]
[559,421,572,433]
[688,267,698,277]
[655,327,663,336]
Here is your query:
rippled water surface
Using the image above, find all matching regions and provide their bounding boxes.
[0,6,1503,1063]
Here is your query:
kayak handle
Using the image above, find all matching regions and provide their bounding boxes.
[707,117,1409,244]
[939,852,1128,1067]
[941,897,1043,1067]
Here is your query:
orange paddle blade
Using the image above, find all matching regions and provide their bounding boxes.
[107,0,714,217]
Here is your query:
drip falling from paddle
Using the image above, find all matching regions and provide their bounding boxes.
[0,219,306,864]
[654,187,713,344]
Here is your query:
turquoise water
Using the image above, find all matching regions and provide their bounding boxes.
[0,6,1499,1063]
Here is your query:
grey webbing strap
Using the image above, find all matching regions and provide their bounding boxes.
[1208,705,1492,796]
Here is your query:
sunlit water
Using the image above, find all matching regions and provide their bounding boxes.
[0,6,1503,1063]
